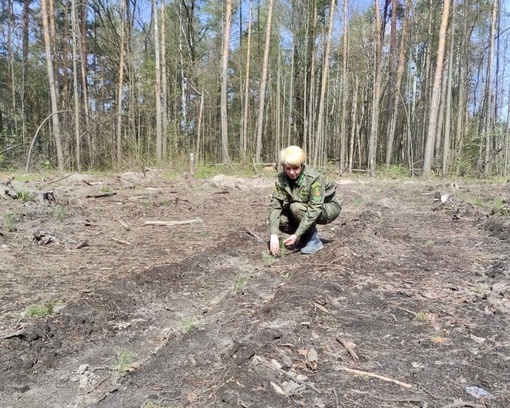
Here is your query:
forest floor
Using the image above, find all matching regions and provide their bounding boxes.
[0,169,509,408]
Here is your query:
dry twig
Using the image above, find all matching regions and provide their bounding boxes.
[337,366,412,389]
[336,337,360,362]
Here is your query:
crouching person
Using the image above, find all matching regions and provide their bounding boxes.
[268,146,341,255]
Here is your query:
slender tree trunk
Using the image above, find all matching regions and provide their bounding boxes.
[242,0,253,160]
[220,0,233,163]
[116,0,126,163]
[339,0,348,173]
[368,0,382,177]
[71,0,81,170]
[255,0,274,162]
[483,0,498,175]
[312,0,335,167]
[349,75,359,173]
[161,1,168,160]
[41,0,64,170]
[423,0,451,177]
[79,0,91,163]
[154,0,163,161]
[442,12,455,176]
[386,0,411,167]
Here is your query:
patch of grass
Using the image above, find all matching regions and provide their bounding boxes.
[492,197,510,216]
[25,300,60,318]
[51,205,69,220]
[178,316,199,334]
[163,170,182,180]
[456,191,484,207]
[3,212,17,232]
[16,190,36,202]
[115,350,135,376]
[262,251,276,265]
[233,275,247,294]
[376,164,409,179]
[415,311,435,323]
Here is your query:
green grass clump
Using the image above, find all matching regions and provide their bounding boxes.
[25,300,60,318]
[376,165,409,179]
[16,190,36,202]
[233,275,247,294]
[115,350,135,376]
[178,316,199,334]
[492,197,510,216]
[3,212,17,232]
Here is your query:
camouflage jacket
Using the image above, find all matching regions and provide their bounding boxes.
[268,166,337,237]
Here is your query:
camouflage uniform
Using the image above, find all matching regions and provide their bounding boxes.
[268,166,341,238]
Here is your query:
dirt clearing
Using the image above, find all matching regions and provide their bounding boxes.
[0,171,509,408]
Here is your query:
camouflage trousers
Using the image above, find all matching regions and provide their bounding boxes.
[278,199,341,235]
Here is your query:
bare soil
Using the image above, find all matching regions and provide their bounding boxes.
[1,170,509,408]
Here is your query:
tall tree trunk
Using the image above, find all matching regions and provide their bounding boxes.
[386,0,411,167]
[41,0,64,170]
[442,28,454,176]
[339,0,348,173]
[71,0,81,170]
[423,0,451,177]
[242,0,253,160]
[368,0,382,177]
[312,0,335,167]
[79,0,91,163]
[154,0,163,161]
[483,0,498,175]
[116,0,126,163]
[161,1,168,160]
[220,0,233,163]
[255,0,274,163]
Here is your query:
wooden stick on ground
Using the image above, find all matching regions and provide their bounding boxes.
[336,337,360,363]
[440,402,485,408]
[337,366,412,389]
[144,219,202,226]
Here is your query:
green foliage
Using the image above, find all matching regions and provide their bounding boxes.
[492,197,510,216]
[25,300,60,318]
[51,205,69,220]
[3,212,17,232]
[233,275,247,294]
[115,350,135,376]
[456,191,483,207]
[16,190,36,202]
[178,317,198,334]
[376,164,409,179]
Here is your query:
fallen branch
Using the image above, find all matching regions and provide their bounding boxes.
[110,238,131,246]
[245,229,263,243]
[86,192,116,198]
[336,337,360,363]
[337,366,412,389]
[144,219,202,227]
[0,331,25,340]
[440,401,485,408]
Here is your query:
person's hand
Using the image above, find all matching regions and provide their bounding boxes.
[284,234,298,248]
[270,234,280,255]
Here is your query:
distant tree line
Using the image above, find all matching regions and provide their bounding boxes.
[0,0,508,177]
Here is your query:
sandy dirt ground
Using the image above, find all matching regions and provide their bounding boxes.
[0,170,509,408]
